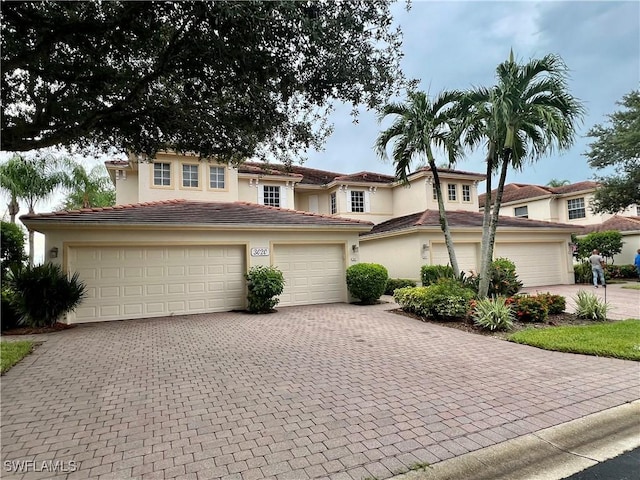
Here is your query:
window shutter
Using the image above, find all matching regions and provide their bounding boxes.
[364,191,371,213]
[346,189,352,212]
[309,195,319,213]
[257,184,264,205]
[280,186,287,208]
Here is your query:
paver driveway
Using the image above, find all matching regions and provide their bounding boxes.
[1,302,638,480]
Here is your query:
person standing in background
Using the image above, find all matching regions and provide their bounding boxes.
[634,248,640,282]
[588,249,606,288]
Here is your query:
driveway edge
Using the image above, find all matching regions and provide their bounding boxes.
[392,400,640,480]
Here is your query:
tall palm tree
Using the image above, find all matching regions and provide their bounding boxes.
[375,90,464,277]
[0,154,65,265]
[59,162,115,210]
[459,51,584,297]
[546,178,570,187]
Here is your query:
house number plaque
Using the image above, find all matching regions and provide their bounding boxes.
[250,248,270,257]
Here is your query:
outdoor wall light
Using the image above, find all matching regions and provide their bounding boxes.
[422,244,429,252]
[352,245,359,253]
[49,247,59,259]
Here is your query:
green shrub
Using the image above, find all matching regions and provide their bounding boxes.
[573,262,592,284]
[385,278,417,296]
[1,221,26,280]
[472,297,515,331]
[7,263,86,327]
[511,295,549,323]
[420,265,454,286]
[492,257,517,274]
[346,263,388,305]
[395,279,475,321]
[245,265,285,313]
[574,290,609,321]
[487,258,523,297]
[535,293,566,314]
[605,264,637,279]
[1,288,21,331]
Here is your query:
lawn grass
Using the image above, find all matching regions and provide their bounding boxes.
[621,284,640,290]
[508,319,640,361]
[1,341,35,373]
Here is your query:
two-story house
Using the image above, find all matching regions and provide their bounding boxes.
[22,153,578,324]
[479,182,640,264]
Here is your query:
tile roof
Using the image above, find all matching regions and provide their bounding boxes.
[411,166,486,179]
[479,181,601,206]
[239,163,338,185]
[581,216,640,234]
[334,172,395,183]
[363,209,581,237]
[21,199,373,229]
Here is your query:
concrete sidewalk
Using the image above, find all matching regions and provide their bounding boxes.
[522,281,640,320]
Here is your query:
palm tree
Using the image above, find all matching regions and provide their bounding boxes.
[546,178,570,187]
[459,51,584,297]
[0,154,66,265]
[59,162,115,210]
[375,90,464,277]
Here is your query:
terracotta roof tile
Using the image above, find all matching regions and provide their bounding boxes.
[479,181,601,206]
[334,171,395,183]
[364,209,581,236]
[581,216,640,233]
[21,199,373,229]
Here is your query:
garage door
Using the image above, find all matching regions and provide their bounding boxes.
[67,245,245,323]
[494,242,563,287]
[274,244,346,306]
[431,243,478,274]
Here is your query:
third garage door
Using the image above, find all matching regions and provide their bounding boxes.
[494,242,563,287]
[274,244,346,306]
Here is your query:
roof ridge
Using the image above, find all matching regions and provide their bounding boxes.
[233,201,373,225]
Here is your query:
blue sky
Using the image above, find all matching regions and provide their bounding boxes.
[303,1,640,190]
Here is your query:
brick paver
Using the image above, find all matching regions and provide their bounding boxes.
[1,300,638,479]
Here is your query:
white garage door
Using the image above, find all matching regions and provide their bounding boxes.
[68,245,245,323]
[431,243,478,274]
[274,244,346,306]
[494,242,563,287]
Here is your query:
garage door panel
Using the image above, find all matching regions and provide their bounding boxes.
[275,244,346,306]
[431,243,478,274]
[68,245,245,323]
[494,243,562,287]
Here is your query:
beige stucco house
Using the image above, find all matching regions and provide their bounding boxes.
[22,153,579,323]
[581,215,640,265]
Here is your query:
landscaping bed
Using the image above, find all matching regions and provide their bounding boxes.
[2,322,75,336]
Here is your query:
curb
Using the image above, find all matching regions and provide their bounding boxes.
[392,400,640,480]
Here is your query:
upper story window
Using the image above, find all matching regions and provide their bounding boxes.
[182,164,199,188]
[263,185,280,207]
[153,163,171,186]
[330,192,337,214]
[567,198,586,219]
[432,184,438,200]
[514,206,528,218]
[209,166,225,189]
[350,191,365,212]
[447,184,457,201]
[462,184,471,202]
[636,205,640,216]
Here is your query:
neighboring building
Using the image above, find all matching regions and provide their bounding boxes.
[22,153,578,324]
[479,182,639,226]
[581,216,640,265]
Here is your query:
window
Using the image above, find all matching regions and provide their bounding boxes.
[447,184,457,201]
[263,185,280,207]
[350,191,365,212]
[209,166,225,189]
[514,206,528,218]
[153,163,171,186]
[432,184,438,200]
[330,192,337,214]
[182,164,199,188]
[567,198,586,219]
[462,184,471,202]
[636,205,640,216]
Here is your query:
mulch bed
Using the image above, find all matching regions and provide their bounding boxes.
[1,323,76,336]
[391,309,613,339]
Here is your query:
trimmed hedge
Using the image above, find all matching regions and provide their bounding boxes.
[420,265,454,286]
[394,278,475,321]
[384,278,417,296]
[245,265,285,313]
[346,263,388,305]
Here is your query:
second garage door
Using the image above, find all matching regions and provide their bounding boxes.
[68,245,246,323]
[494,242,563,287]
[431,243,479,274]
[274,244,347,306]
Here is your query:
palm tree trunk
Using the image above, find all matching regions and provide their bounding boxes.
[479,150,510,297]
[478,144,496,297]
[8,195,18,223]
[428,158,460,277]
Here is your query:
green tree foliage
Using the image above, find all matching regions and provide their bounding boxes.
[546,179,570,187]
[59,162,116,210]
[574,230,623,263]
[584,90,640,213]
[375,91,464,276]
[458,51,584,298]
[1,1,407,164]
[1,221,26,278]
